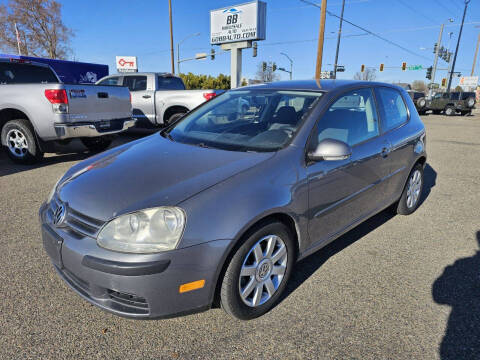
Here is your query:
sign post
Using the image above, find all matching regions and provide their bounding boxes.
[210,1,266,88]
[116,56,138,73]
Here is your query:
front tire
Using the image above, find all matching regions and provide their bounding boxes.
[81,137,112,153]
[220,221,296,320]
[1,119,43,164]
[165,112,186,127]
[395,163,424,215]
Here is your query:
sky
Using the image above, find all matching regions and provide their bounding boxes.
[7,0,480,85]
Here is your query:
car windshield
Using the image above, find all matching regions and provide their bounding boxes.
[164,90,323,152]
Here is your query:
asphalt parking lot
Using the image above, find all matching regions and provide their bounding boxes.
[1,113,479,359]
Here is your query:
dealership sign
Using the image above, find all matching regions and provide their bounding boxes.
[116,56,138,73]
[210,1,266,45]
[459,76,478,87]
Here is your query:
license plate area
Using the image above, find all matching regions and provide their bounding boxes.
[42,225,63,268]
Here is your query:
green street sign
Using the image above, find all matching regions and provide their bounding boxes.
[408,65,423,71]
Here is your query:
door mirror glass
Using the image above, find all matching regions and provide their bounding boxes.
[308,138,352,162]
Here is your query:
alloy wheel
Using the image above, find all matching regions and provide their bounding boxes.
[239,235,288,307]
[6,129,28,158]
[406,169,422,209]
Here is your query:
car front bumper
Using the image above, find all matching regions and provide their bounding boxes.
[53,118,136,140]
[39,203,232,319]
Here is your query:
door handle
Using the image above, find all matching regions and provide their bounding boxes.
[142,95,151,99]
[381,147,391,158]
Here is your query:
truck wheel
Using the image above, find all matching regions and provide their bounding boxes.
[466,97,475,108]
[444,106,455,116]
[165,112,186,127]
[81,137,112,153]
[416,97,426,109]
[1,119,44,164]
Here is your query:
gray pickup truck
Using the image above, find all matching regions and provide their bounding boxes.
[97,72,222,127]
[0,58,135,164]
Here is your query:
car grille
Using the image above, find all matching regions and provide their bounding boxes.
[47,195,105,239]
[108,290,149,312]
[59,267,150,316]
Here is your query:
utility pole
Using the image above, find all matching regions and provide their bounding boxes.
[430,24,444,97]
[280,52,293,80]
[315,0,327,79]
[168,0,175,74]
[471,33,480,76]
[447,0,470,93]
[333,0,345,79]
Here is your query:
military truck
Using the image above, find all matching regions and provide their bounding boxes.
[427,91,476,116]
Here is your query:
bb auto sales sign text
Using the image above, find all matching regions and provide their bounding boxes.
[210,1,266,45]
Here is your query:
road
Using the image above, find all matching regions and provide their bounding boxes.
[1,114,479,359]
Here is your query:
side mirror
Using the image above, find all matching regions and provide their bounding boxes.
[307,138,352,162]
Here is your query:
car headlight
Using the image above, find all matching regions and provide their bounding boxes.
[97,207,186,253]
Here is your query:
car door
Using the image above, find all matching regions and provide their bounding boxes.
[374,87,412,200]
[123,75,155,125]
[307,87,392,245]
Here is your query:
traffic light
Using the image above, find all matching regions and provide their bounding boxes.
[379,63,384,72]
[262,61,267,72]
[433,43,438,54]
[210,49,215,60]
[441,78,447,87]
[401,62,407,71]
[272,63,277,72]
[426,66,432,80]
[361,64,365,72]
[252,42,257,57]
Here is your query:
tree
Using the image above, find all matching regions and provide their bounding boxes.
[255,61,280,83]
[0,0,73,59]
[179,73,231,90]
[454,85,463,92]
[353,68,376,81]
[412,80,428,93]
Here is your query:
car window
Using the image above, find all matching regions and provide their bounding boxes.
[316,88,379,146]
[98,77,121,86]
[166,90,322,152]
[375,87,408,132]
[0,62,58,84]
[157,76,185,90]
[123,76,147,91]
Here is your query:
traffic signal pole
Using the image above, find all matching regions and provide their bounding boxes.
[447,0,470,93]
[333,0,345,79]
[430,24,444,98]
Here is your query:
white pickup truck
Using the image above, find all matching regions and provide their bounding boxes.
[96,72,223,127]
[0,58,135,164]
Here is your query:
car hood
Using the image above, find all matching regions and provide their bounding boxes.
[58,134,274,221]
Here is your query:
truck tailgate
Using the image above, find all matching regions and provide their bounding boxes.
[65,85,131,122]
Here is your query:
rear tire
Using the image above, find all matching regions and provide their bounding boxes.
[165,112,186,127]
[444,106,455,116]
[395,163,424,215]
[81,137,112,153]
[220,221,296,320]
[1,119,43,164]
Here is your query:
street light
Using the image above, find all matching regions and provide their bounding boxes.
[177,32,200,75]
[280,52,293,80]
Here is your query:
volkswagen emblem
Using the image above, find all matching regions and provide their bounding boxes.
[53,203,67,226]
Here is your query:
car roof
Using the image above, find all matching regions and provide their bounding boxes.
[236,79,404,93]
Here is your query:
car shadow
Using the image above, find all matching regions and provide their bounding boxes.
[279,163,437,305]
[0,130,155,178]
[432,231,480,360]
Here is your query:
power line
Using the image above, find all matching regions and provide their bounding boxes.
[396,0,438,25]
[299,0,434,62]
